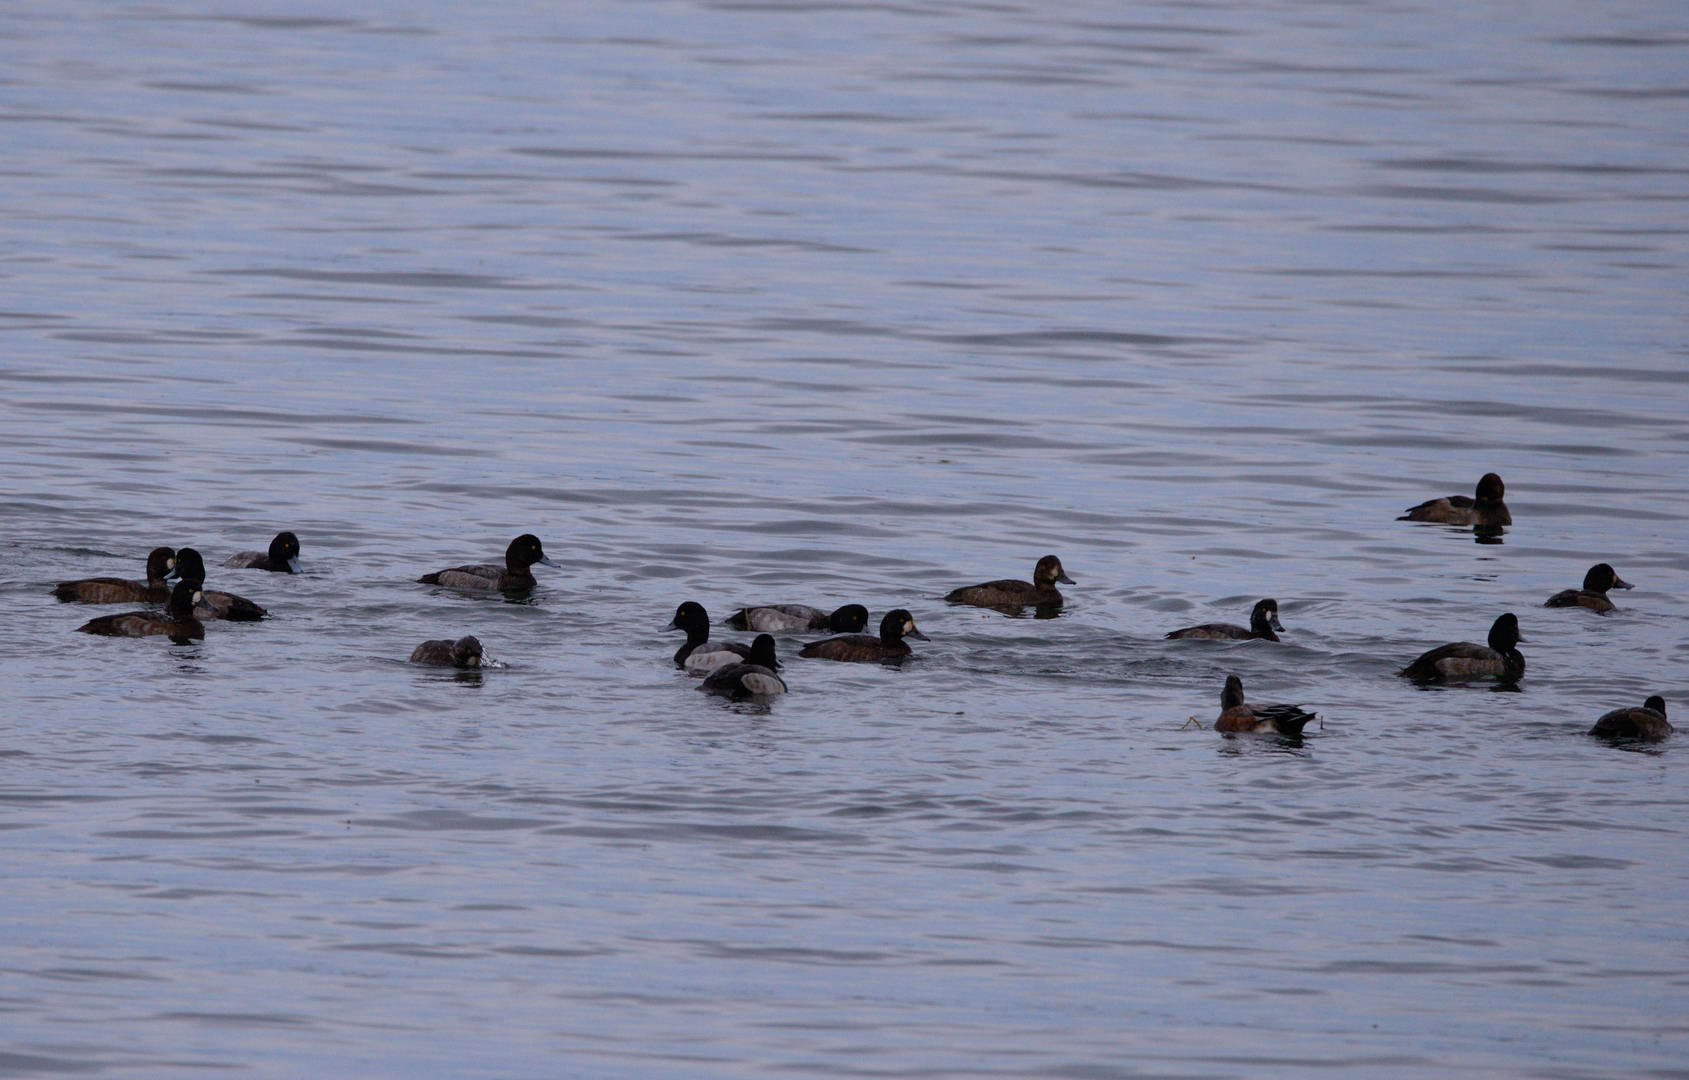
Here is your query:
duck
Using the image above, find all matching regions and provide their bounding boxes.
[665,601,758,672]
[1588,696,1671,741]
[174,548,268,621]
[418,534,555,592]
[698,635,787,699]
[726,603,869,634]
[225,531,302,573]
[1545,563,1632,613]
[76,580,205,643]
[410,635,484,669]
[799,609,928,663]
[1398,613,1525,682]
[1213,675,1317,735]
[1166,598,1284,642]
[51,546,177,604]
[1398,473,1511,527]
[944,555,1074,610]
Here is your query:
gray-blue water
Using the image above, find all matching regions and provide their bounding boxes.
[4,1,1688,1076]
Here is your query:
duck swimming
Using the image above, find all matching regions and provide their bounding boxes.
[174,548,267,621]
[225,531,302,574]
[1213,675,1316,735]
[698,635,786,699]
[799,609,928,663]
[1166,598,1284,642]
[1398,613,1525,682]
[1545,563,1632,614]
[666,601,760,673]
[726,603,868,634]
[52,546,177,604]
[76,580,205,643]
[945,555,1074,611]
[410,635,485,669]
[1588,696,1671,741]
[419,534,556,592]
[1398,473,1511,527]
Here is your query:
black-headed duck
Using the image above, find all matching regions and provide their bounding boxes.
[1398,473,1511,527]
[52,546,178,604]
[1398,613,1525,682]
[1588,696,1671,741]
[1545,563,1632,613]
[945,555,1074,610]
[698,635,787,699]
[174,548,267,621]
[410,635,484,669]
[76,580,205,643]
[225,531,302,574]
[419,534,555,592]
[666,601,758,672]
[799,609,928,663]
[726,603,869,634]
[1213,675,1316,735]
[1167,598,1284,642]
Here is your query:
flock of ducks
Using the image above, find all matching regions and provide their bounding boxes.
[51,473,1672,742]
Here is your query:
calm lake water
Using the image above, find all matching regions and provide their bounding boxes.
[4,1,1688,1076]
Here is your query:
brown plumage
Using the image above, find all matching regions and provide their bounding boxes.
[419,534,555,591]
[1167,598,1283,642]
[945,555,1074,610]
[1398,613,1525,682]
[76,581,205,643]
[1545,563,1632,613]
[225,531,302,573]
[174,548,267,621]
[410,636,484,668]
[1398,472,1511,526]
[51,547,177,604]
[1213,675,1316,735]
[1588,697,1671,741]
[799,609,928,663]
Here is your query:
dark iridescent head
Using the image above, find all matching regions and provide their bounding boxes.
[269,531,302,574]
[1583,563,1631,593]
[146,547,179,584]
[828,604,869,633]
[166,579,202,617]
[880,609,929,642]
[1486,612,1522,652]
[452,636,483,668]
[1643,696,1666,717]
[747,634,780,670]
[505,533,555,571]
[1475,473,1505,502]
[665,601,710,639]
[1221,674,1245,710]
[174,547,207,586]
[1251,598,1285,633]
[1034,555,1075,587]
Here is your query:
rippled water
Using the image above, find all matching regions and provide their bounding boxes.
[4,1,1688,1076]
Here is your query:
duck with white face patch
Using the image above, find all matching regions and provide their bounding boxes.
[799,609,928,663]
[945,555,1074,612]
[75,580,206,644]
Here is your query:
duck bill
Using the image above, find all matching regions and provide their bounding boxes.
[1056,572,1075,585]
[286,557,303,574]
[905,627,931,641]
[536,556,558,567]
[1269,617,1285,632]
[1613,577,1633,590]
